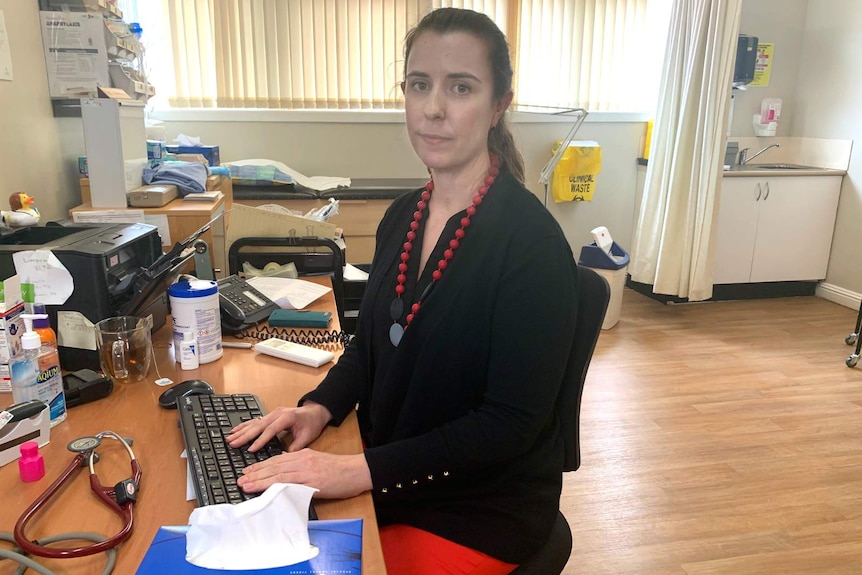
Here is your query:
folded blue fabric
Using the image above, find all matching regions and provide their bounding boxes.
[142,162,208,196]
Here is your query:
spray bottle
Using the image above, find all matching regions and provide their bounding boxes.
[10,314,66,427]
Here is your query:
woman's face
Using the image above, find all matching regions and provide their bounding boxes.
[403,31,510,176]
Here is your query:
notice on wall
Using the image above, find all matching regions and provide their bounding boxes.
[39,11,108,97]
[0,10,13,81]
[750,43,774,87]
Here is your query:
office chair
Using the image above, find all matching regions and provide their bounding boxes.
[227,236,346,329]
[510,265,610,575]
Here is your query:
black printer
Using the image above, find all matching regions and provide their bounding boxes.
[0,223,164,370]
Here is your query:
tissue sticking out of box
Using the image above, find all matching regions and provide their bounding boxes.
[175,133,202,146]
[185,483,319,570]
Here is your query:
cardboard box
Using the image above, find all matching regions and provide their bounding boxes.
[0,276,25,393]
[226,203,337,256]
[165,145,220,166]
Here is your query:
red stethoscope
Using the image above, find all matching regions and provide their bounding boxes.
[13,430,142,559]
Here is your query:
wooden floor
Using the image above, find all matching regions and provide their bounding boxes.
[561,288,862,574]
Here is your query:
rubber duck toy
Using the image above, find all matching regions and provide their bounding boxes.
[1,193,41,228]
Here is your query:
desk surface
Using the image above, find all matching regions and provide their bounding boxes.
[0,284,386,574]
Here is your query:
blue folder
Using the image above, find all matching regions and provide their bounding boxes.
[135,519,362,574]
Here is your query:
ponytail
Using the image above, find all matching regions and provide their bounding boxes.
[489,116,525,184]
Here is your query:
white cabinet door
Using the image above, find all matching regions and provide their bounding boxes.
[750,176,842,282]
[713,178,760,284]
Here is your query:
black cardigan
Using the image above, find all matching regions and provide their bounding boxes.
[302,171,579,563]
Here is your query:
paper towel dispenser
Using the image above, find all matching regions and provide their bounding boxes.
[734,35,758,87]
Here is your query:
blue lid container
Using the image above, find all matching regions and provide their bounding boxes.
[168,280,218,299]
[578,241,629,270]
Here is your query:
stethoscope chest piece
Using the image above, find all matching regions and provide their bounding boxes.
[68,436,101,453]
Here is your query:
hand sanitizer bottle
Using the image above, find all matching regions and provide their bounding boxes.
[10,314,66,427]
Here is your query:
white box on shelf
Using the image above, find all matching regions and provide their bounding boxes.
[81,98,147,207]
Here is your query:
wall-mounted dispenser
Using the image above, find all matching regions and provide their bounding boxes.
[733,35,758,87]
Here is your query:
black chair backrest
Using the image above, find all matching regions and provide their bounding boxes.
[558,265,610,472]
[228,236,346,328]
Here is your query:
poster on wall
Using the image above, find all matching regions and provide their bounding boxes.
[39,11,109,98]
[750,43,774,87]
[0,9,13,81]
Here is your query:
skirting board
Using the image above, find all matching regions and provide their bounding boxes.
[816,282,861,310]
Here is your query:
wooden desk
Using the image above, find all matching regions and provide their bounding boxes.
[0,286,385,574]
[74,175,232,276]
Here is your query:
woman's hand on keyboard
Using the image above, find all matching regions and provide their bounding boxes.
[226,401,332,453]
[237,450,373,499]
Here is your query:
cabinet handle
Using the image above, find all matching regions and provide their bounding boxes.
[763,181,770,201]
[755,182,762,201]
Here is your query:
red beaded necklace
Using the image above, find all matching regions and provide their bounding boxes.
[389,155,500,347]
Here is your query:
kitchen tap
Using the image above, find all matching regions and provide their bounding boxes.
[738,143,780,166]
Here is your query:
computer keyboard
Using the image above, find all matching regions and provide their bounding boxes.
[178,393,285,506]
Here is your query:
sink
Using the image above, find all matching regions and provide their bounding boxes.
[742,163,821,170]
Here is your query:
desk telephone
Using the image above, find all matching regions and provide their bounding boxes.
[217,275,279,333]
[216,275,352,348]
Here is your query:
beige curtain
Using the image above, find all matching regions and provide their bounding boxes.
[629,0,741,301]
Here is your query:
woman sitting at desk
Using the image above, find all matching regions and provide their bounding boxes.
[228,7,578,574]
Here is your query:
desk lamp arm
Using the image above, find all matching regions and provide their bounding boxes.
[537,108,589,206]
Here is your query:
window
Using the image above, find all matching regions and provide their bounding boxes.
[124,0,669,112]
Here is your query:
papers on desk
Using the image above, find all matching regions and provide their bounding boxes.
[72,209,173,245]
[343,263,369,281]
[246,276,331,310]
[183,190,223,202]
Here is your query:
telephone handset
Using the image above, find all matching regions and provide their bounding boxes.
[217,275,280,333]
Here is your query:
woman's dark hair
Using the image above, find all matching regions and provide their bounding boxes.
[404,7,525,183]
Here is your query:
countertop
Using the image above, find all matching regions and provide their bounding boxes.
[638,158,846,177]
[723,165,847,177]
[233,178,427,201]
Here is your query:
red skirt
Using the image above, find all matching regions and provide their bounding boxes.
[380,524,518,575]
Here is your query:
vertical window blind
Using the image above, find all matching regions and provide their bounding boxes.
[138,0,666,111]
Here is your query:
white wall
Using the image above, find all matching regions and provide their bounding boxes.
[0,0,73,223]
[796,0,862,297]
[730,0,809,137]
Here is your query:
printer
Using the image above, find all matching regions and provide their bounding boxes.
[0,223,165,371]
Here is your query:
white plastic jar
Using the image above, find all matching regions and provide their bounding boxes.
[168,280,222,364]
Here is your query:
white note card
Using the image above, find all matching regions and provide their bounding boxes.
[12,250,74,305]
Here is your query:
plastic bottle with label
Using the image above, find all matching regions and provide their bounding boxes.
[760,97,782,125]
[179,331,200,370]
[10,314,66,427]
[31,304,57,348]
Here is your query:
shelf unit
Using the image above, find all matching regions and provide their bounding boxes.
[38,0,154,117]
